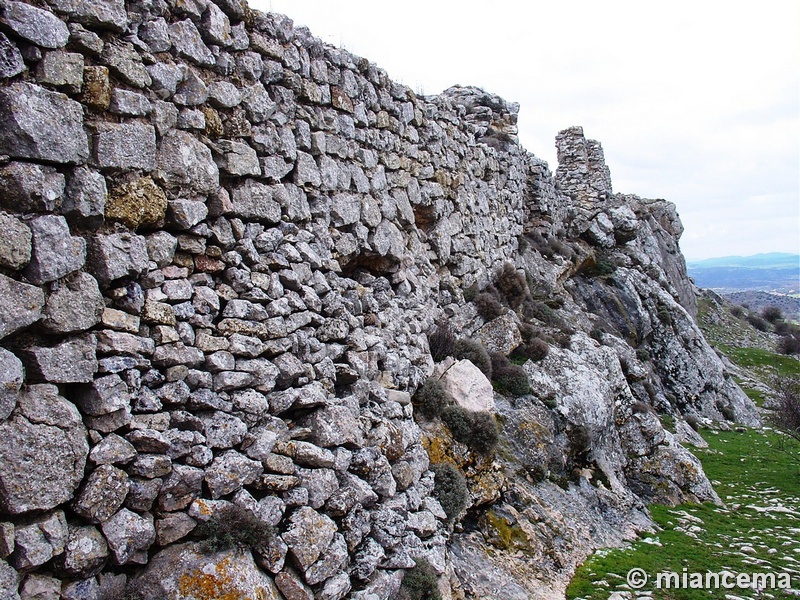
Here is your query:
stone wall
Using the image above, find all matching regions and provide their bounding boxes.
[0,1,531,597]
[0,1,757,598]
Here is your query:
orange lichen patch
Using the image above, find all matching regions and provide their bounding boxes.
[177,554,271,600]
[191,498,214,517]
[421,430,455,466]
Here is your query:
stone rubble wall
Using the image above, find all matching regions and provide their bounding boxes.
[0,1,758,598]
[0,1,530,598]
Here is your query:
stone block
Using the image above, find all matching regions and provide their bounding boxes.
[36,50,84,92]
[88,232,149,286]
[154,130,219,196]
[73,373,130,416]
[94,123,156,170]
[0,2,69,48]
[0,211,31,270]
[0,83,89,164]
[9,511,67,570]
[0,160,65,213]
[0,274,44,339]
[41,272,104,333]
[0,32,23,78]
[62,166,107,228]
[24,215,86,284]
[48,0,128,32]
[0,348,23,420]
[100,508,155,565]
[21,334,98,384]
[106,176,167,229]
[0,384,88,514]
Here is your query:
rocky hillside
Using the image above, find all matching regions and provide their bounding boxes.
[0,1,758,598]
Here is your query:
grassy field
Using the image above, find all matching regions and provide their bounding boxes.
[718,345,800,381]
[566,427,800,598]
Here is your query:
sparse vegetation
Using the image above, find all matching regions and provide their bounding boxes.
[428,320,456,362]
[761,305,783,323]
[196,505,274,553]
[413,378,451,419]
[582,253,615,277]
[514,337,549,362]
[777,334,800,355]
[468,411,500,454]
[769,375,800,462]
[441,405,473,442]
[745,313,768,331]
[495,262,528,309]
[431,462,469,521]
[441,405,500,455]
[567,426,800,598]
[399,557,441,600]
[474,291,505,320]
[453,338,492,378]
[490,353,531,396]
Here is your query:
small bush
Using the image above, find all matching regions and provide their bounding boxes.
[474,291,505,321]
[495,263,528,308]
[719,405,736,421]
[548,238,573,259]
[685,414,700,431]
[552,330,573,349]
[542,394,558,409]
[463,284,478,302]
[761,306,783,323]
[431,462,468,521]
[635,348,651,362]
[657,305,674,327]
[522,299,561,328]
[414,378,451,419]
[746,314,768,332]
[568,425,592,459]
[730,305,744,318]
[769,376,800,457]
[519,322,538,343]
[491,353,531,396]
[428,320,456,362]
[441,405,473,442]
[399,558,441,600]
[196,505,274,553]
[583,253,615,277]
[775,321,791,335]
[441,406,500,455]
[469,411,500,454]
[778,335,800,355]
[515,338,549,362]
[454,338,492,378]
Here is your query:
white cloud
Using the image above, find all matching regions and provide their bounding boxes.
[256,0,799,260]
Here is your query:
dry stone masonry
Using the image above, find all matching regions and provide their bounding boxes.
[0,0,758,598]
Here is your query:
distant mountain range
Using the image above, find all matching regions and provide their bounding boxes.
[686,252,800,293]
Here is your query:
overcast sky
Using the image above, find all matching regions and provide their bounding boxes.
[254,0,799,261]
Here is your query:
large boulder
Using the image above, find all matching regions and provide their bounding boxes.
[0,384,88,514]
[126,542,281,599]
[437,359,495,412]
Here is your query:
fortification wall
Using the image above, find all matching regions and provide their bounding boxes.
[0,1,757,598]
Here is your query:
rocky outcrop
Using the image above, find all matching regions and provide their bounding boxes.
[0,1,757,598]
